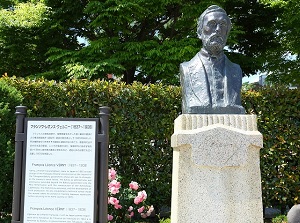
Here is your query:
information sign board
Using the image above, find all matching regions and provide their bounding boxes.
[23,119,98,223]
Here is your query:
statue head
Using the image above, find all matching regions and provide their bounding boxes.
[197,5,232,56]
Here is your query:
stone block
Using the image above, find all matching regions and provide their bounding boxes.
[287,205,300,223]
[171,114,264,223]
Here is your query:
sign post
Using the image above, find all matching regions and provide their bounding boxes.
[11,106,110,223]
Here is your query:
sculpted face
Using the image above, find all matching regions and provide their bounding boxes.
[200,11,229,56]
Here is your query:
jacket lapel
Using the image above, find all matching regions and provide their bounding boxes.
[187,53,211,106]
[224,57,238,106]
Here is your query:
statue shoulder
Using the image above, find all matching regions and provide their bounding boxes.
[225,56,241,70]
[180,54,201,74]
[225,56,242,76]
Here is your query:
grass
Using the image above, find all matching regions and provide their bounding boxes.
[272,215,288,223]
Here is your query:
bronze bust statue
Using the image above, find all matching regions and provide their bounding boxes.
[180,5,245,114]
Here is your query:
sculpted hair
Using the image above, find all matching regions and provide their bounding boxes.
[197,5,232,39]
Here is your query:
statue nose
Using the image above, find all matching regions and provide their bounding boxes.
[215,24,221,33]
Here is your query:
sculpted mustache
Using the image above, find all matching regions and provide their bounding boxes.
[208,35,224,44]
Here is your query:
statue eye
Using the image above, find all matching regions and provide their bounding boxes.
[207,21,216,28]
[220,21,227,27]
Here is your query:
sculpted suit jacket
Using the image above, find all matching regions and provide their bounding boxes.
[180,52,245,114]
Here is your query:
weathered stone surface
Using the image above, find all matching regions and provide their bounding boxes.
[287,205,300,223]
[171,114,264,223]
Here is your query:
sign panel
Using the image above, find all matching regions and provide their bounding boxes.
[23,120,97,223]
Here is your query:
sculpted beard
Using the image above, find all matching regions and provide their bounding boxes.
[204,35,225,55]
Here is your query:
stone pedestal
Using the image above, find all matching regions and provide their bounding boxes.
[171,114,264,223]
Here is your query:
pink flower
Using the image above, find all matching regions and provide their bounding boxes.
[107,169,154,221]
[108,197,119,206]
[137,206,145,213]
[126,211,134,218]
[108,180,121,194]
[114,204,122,209]
[146,205,154,216]
[134,196,142,205]
[108,214,113,221]
[134,190,147,204]
[141,213,147,218]
[109,187,120,194]
[109,168,117,181]
[138,190,147,200]
[108,197,122,209]
[129,181,139,190]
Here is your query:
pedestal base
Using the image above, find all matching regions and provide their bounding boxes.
[171,114,264,223]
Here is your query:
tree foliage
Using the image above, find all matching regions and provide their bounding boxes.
[260,0,300,86]
[47,0,209,84]
[0,1,50,76]
[224,0,283,76]
[0,0,287,84]
[47,0,281,84]
[0,0,85,79]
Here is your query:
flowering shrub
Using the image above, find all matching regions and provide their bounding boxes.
[108,168,154,222]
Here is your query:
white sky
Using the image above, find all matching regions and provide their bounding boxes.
[242,74,259,83]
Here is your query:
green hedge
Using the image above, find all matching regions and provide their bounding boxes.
[2,77,181,214]
[243,87,300,211]
[0,77,299,215]
[0,79,23,213]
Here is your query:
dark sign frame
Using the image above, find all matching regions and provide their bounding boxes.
[11,106,110,223]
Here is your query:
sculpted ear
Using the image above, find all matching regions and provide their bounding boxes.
[199,33,203,40]
[197,29,202,40]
